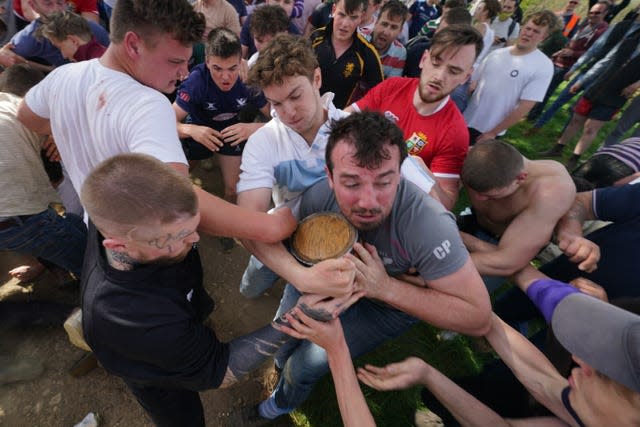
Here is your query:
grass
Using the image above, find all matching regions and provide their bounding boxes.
[288,1,640,423]
[293,324,491,427]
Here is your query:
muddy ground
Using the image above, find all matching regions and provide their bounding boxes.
[0,163,293,427]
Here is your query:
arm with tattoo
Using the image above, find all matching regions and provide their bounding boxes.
[554,192,600,273]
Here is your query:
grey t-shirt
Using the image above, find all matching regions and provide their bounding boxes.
[299,178,468,280]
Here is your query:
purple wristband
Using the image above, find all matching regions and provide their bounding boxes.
[526,278,580,323]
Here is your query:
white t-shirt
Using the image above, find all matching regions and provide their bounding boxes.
[247,51,260,68]
[464,47,553,134]
[476,22,495,67]
[490,17,519,51]
[25,59,187,195]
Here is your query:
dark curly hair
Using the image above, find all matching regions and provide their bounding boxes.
[326,111,406,173]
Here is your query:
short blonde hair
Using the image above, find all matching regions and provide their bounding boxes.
[37,11,92,42]
[81,154,198,238]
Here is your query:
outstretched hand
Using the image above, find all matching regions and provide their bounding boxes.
[357,357,429,391]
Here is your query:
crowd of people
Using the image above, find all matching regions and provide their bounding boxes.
[0,0,639,425]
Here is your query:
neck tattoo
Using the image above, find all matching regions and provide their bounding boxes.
[106,249,139,271]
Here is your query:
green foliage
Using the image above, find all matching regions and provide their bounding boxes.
[291,324,491,426]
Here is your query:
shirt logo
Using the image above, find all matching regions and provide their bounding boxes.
[205,102,217,110]
[236,98,247,108]
[432,240,451,260]
[343,62,355,78]
[178,92,190,102]
[406,132,428,155]
[384,110,399,123]
[186,289,194,301]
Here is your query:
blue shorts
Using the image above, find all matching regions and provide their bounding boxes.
[181,137,246,160]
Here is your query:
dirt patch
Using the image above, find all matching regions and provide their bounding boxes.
[0,163,292,427]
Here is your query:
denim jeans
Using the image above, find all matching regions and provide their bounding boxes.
[527,66,567,122]
[272,284,418,410]
[239,255,280,298]
[533,74,583,128]
[0,207,87,277]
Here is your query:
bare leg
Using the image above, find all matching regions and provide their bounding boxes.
[573,118,605,155]
[557,112,587,146]
[217,154,242,204]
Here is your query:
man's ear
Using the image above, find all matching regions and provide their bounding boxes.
[68,35,83,47]
[418,48,430,70]
[102,237,128,253]
[313,67,322,89]
[516,171,528,183]
[123,31,143,58]
[325,165,335,189]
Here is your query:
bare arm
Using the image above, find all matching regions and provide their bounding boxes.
[485,314,576,426]
[476,100,537,144]
[434,176,459,211]
[237,189,357,296]
[163,165,296,242]
[554,191,599,272]
[0,44,54,72]
[278,311,376,427]
[17,100,51,135]
[614,172,640,186]
[469,184,576,276]
[359,356,519,427]
[349,243,492,336]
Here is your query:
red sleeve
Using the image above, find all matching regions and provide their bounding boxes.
[353,78,392,111]
[72,0,99,14]
[428,104,469,176]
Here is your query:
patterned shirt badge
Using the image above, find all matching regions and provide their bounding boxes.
[406,131,428,155]
[343,62,355,78]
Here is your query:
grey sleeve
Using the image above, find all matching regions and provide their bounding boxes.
[399,194,469,281]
